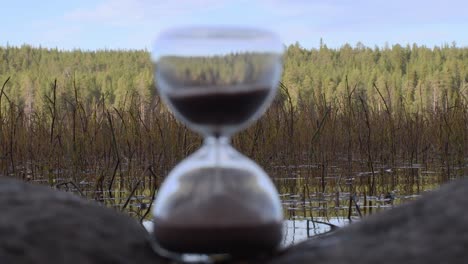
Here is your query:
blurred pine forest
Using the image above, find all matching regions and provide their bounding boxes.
[1,43,467,113]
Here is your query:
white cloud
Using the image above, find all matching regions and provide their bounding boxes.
[256,0,344,18]
[64,0,226,26]
[65,0,152,26]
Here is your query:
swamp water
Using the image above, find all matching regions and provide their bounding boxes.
[47,160,466,247]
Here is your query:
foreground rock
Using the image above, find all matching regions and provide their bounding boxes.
[0,177,163,264]
[1,176,468,264]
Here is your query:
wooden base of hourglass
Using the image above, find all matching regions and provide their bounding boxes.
[152,167,283,254]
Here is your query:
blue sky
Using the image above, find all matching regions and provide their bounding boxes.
[2,0,467,50]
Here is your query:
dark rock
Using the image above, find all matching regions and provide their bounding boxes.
[0,177,165,264]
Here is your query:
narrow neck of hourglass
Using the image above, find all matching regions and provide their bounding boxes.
[204,136,230,146]
[203,136,235,167]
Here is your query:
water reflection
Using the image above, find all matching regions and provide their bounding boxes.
[281,218,349,246]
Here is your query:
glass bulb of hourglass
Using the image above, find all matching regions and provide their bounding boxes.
[151,27,284,254]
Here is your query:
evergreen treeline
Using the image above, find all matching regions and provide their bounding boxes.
[0,45,154,111]
[1,43,468,112]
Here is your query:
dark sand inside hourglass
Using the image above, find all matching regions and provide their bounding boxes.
[166,85,270,130]
[153,167,283,254]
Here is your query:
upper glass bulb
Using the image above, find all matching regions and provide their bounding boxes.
[152,27,283,137]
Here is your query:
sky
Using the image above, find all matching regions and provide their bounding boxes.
[2,0,467,51]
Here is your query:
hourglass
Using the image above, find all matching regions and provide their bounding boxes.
[151,27,284,254]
